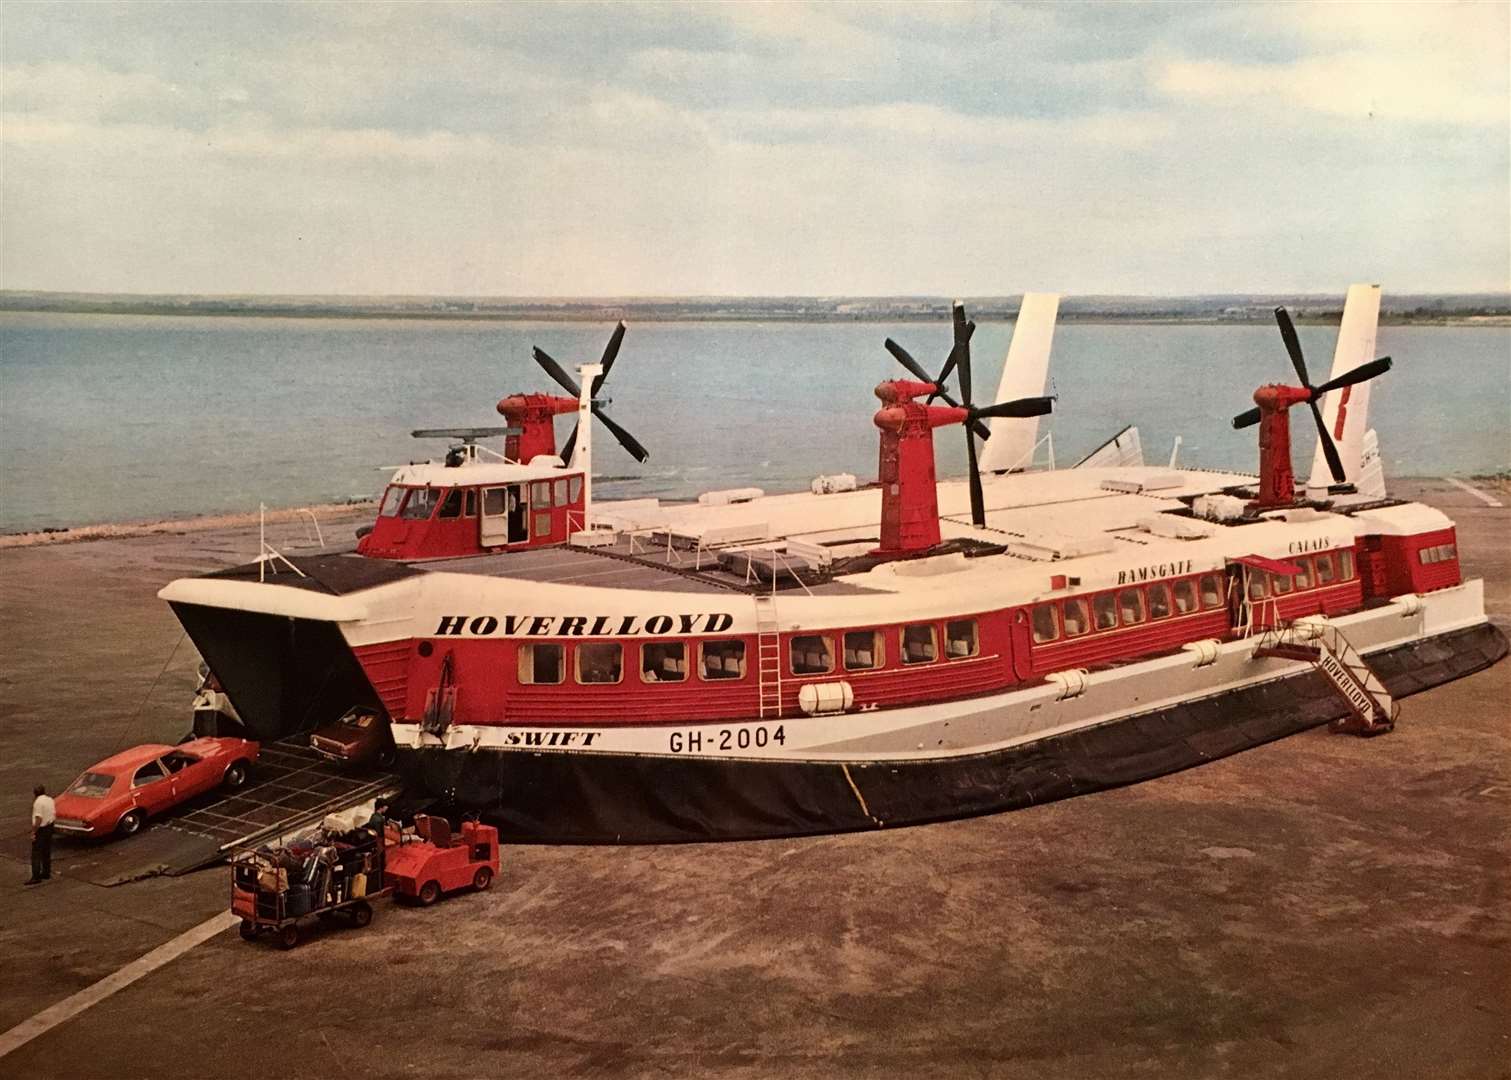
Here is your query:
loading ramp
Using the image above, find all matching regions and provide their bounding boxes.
[41,737,400,886]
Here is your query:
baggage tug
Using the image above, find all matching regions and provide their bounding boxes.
[159,292,1508,841]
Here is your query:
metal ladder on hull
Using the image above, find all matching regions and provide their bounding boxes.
[1254,620,1396,735]
[754,594,783,718]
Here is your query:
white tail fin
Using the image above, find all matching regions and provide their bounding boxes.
[1308,284,1381,490]
[978,293,1059,473]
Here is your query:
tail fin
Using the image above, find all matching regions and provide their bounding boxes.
[1308,284,1382,491]
[978,293,1059,473]
[1073,425,1144,469]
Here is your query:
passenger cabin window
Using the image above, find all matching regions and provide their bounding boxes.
[518,644,564,685]
[701,640,746,680]
[1119,589,1146,625]
[946,619,980,658]
[1093,594,1118,631]
[576,643,623,684]
[464,490,477,517]
[1315,553,1336,583]
[1173,580,1198,614]
[400,488,440,520]
[569,476,584,503]
[1199,573,1223,609]
[531,481,551,510]
[1247,574,1268,602]
[642,642,687,682]
[1338,550,1356,580]
[378,486,405,518]
[1271,571,1293,595]
[1419,543,1458,564]
[1030,606,1059,644]
[902,624,937,664]
[843,630,883,671]
[554,479,570,508]
[1062,599,1091,636]
[133,760,166,787]
[1295,557,1313,589]
[790,635,834,676]
[438,489,463,518]
[1148,583,1172,619]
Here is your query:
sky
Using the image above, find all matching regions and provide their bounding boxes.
[2,1,1507,297]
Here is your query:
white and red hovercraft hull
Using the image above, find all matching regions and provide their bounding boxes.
[161,466,1507,843]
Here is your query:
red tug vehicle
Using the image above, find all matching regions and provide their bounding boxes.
[386,815,500,905]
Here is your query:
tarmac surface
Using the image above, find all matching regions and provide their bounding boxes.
[1,482,1507,1079]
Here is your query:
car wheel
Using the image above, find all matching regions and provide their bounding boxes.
[117,809,146,837]
[222,761,249,789]
[472,867,493,891]
[239,920,258,941]
[376,746,396,769]
[418,880,440,906]
[351,902,373,928]
[278,924,300,950]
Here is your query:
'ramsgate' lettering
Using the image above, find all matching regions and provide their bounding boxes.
[1115,560,1194,586]
[434,612,735,637]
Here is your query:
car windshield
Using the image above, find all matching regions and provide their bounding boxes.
[68,771,115,798]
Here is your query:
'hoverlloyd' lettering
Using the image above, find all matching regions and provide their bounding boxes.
[1116,560,1194,586]
[433,612,736,637]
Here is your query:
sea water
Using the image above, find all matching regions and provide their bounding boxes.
[1,312,1506,533]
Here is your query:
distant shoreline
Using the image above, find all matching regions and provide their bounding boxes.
[3,291,1508,326]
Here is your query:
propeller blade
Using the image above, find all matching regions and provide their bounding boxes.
[591,405,650,463]
[966,425,986,528]
[594,321,627,397]
[885,338,934,384]
[1232,406,1262,429]
[957,324,974,410]
[974,396,1054,421]
[931,320,976,405]
[560,421,580,465]
[532,347,581,397]
[1274,307,1310,387]
[1308,399,1346,483]
[1313,356,1392,395]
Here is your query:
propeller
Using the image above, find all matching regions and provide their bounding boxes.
[884,334,990,440]
[1230,307,1392,484]
[531,321,649,463]
[947,301,1055,528]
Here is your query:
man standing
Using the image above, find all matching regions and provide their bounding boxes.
[27,784,55,885]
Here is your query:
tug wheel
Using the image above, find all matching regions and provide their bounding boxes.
[239,920,258,941]
[418,881,441,906]
[278,924,300,950]
[351,902,373,927]
[117,810,145,837]
[473,867,493,891]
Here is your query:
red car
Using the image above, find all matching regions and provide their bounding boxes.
[52,737,259,839]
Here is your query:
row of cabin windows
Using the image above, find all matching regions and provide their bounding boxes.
[1244,550,1355,602]
[1031,573,1225,644]
[1418,543,1457,565]
[379,477,584,522]
[516,620,984,686]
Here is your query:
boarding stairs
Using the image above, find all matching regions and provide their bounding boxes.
[755,594,783,718]
[1253,619,1396,736]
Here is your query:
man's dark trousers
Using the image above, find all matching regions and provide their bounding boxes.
[31,824,53,880]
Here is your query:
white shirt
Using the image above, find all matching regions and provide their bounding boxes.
[32,794,55,827]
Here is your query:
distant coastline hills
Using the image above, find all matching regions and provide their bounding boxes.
[2,290,1507,324]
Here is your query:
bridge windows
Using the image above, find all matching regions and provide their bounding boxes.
[576,643,623,684]
[901,624,937,664]
[1062,598,1091,636]
[1093,593,1119,631]
[553,479,570,507]
[518,644,564,685]
[379,486,405,517]
[399,488,441,520]
[1148,583,1172,619]
[700,640,747,681]
[464,489,476,517]
[438,489,463,518]
[790,634,835,676]
[1031,605,1059,644]
[843,630,883,671]
[531,481,551,510]
[569,476,584,503]
[641,642,687,682]
[946,619,980,658]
